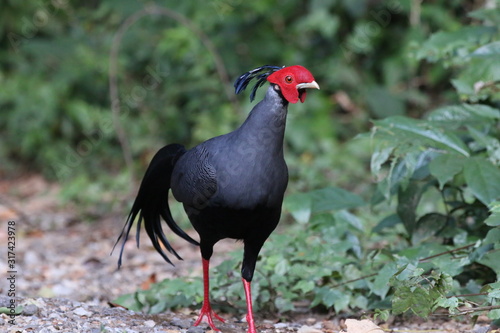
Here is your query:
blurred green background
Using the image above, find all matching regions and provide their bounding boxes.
[2,0,499,320]
[0,0,461,205]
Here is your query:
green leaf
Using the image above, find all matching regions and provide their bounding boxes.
[334,210,363,231]
[371,146,394,177]
[372,262,398,298]
[412,213,448,244]
[471,41,500,57]
[467,126,500,165]
[374,309,391,322]
[428,104,500,130]
[484,228,500,246]
[373,116,470,156]
[397,180,425,236]
[275,260,290,276]
[319,288,351,312]
[453,56,500,101]
[485,202,500,226]
[409,287,432,317]
[321,289,338,308]
[488,309,500,320]
[478,251,500,276]
[469,7,500,23]
[333,293,351,312]
[274,297,294,312]
[435,296,459,310]
[414,26,497,64]
[434,255,467,277]
[310,187,365,213]
[373,214,402,233]
[284,192,312,224]
[463,157,500,205]
[392,285,413,314]
[0,306,23,315]
[429,154,465,189]
[488,288,500,299]
[292,280,315,293]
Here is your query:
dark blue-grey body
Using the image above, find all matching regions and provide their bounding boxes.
[171,86,289,280]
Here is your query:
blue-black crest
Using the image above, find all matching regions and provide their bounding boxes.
[234,65,284,102]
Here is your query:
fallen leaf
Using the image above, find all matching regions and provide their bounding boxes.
[344,319,384,333]
[108,301,127,309]
[141,272,157,290]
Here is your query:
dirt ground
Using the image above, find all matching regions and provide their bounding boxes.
[0,175,495,332]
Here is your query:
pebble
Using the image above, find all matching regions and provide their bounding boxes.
[73,306,93,317]
[297,325,324,333]
[473,326,490,333]
[306,317,317,325]
[0,296,11,308]
[49,312,62,319]
[144,319,156,327]
[171,317,192,328]
[186,326,206,333]
[22,304,38,316]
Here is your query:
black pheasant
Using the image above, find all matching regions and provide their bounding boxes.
[114,65,319,333]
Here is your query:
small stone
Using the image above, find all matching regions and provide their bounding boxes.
[306,317,317,325]
[473,327,490,333]
[274,323,288,329]
[297,325,324,333]
[49,312,62,320]
[144,319,156,327]
[39,326,57,333]
[73,307,93,317]
[171,317,192,329]
[0,296,11,308]
[22,304,39,316]
[186,326,206,333]
[101,307,126,316]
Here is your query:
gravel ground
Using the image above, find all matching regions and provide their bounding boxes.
[0,176,495,332]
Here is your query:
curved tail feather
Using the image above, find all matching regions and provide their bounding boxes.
[113,144,199,268]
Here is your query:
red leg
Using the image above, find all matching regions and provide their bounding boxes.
[193,258,225,330]
[242,278,257,333]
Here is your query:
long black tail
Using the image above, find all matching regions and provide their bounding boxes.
[113,143,199,267]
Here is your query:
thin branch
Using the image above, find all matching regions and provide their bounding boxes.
[447,292,488,299]
[474,79,500,94]
[331,273,377,288]
[456,305,500,315]
[334,243,478,287]
[418,243,476,262]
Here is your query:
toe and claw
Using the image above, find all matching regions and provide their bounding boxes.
[193,303,225,331]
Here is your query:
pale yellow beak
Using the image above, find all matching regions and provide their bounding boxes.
[296,81,320,90]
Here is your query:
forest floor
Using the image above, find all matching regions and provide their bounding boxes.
[0,175,496,332]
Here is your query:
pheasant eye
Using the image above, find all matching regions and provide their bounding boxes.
[285,75,293,83]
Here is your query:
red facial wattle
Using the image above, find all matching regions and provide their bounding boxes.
[267,65,320,104]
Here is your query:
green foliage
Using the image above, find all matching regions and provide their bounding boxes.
[114,277,203,313]
[390,267,454,318]
[367,5,500,320]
